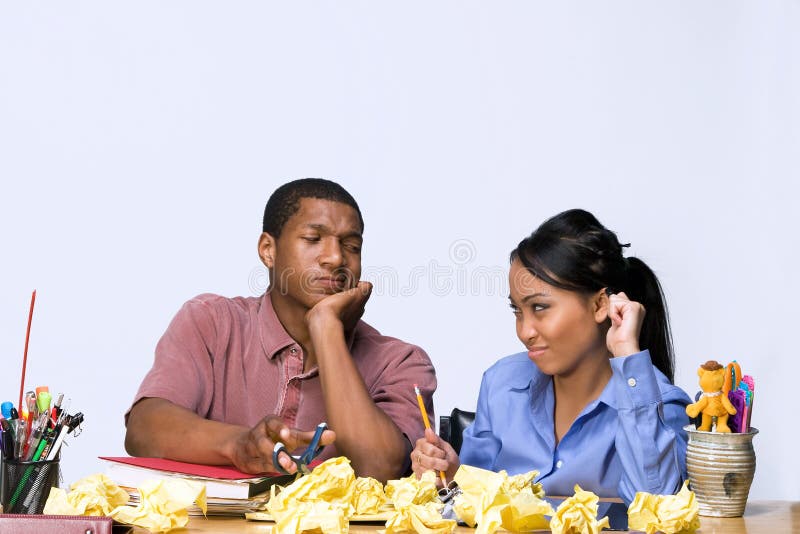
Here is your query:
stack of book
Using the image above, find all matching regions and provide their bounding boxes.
[99,456,297,516]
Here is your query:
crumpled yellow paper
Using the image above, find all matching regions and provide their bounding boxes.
[382,501,456,534]
[270,456,356,510]
[44,474,130,515]
[273,501,350,534]
[109,478,207,533]
[549,485,610,534]
[452,465,553,534]
[381,471,456,534]
[267,456,386,534]
[627,481,700,534]
[43,473,206,534]
[353,475,387,514]
[384,471,439,508]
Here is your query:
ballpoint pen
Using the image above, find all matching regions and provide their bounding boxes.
[7,428,51,511]
[23,412,50,461]
[51,393,64,423]
[15,419,27,460]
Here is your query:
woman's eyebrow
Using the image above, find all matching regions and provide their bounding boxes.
[521,293,550,303]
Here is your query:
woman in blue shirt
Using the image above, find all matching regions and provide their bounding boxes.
[412,209,691,504]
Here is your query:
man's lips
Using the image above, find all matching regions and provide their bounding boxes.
[314,277,348,289]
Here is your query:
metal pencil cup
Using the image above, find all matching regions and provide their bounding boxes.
[0,457,61,514]
[685,425,758,517]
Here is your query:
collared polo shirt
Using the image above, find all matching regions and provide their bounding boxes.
[127,292,437,462]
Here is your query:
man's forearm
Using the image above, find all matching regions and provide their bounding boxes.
[125,397,244,465]
[311,323,409,481]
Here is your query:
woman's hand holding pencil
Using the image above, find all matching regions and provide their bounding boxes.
[412,384,460,486]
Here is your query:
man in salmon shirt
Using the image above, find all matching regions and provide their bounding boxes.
[125,178,437,481]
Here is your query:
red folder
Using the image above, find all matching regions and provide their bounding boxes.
[98,456,278,480]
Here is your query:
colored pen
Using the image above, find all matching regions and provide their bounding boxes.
[7,429,50,511]
[414,384,448,486]
[51,393,64,423]
[14,419,27,460]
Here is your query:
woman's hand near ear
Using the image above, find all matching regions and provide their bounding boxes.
[606,292,645,357]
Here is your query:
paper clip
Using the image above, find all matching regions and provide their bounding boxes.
[438,480,461,504]
[272,422,327,475]
[437,480,462,520]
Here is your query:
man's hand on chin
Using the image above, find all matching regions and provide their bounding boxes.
[306,281,373,332]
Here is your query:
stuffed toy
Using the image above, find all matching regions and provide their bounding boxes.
[685,360,737,432]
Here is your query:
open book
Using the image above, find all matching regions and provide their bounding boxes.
[99,456,296,500]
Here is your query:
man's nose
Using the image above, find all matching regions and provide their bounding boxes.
[319,238,345,268]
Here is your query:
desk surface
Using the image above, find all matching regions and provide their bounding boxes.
[153,500,798,533]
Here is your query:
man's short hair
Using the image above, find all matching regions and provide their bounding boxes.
[262,178,364,238]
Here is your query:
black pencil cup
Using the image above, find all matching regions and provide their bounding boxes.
[1,458,61,514]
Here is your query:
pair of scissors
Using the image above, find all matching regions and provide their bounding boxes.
[272,422,327,475]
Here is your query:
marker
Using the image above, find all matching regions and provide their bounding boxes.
[37,392,52,418]
[414,384,448,486]
[1,401,13,419]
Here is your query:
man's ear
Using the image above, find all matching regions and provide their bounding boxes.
[258,232,276,269]
[593,288,610,324]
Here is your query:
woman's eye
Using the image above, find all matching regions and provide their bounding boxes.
[532,304,548,312]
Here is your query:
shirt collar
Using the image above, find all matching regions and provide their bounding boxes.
[258,293,296,359]
[595,373,618,410]
[257,292,361,359]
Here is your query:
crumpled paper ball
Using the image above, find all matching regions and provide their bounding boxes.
[384,470,439,509]
[353,475,387,514]
[381,501,456,534]
[452,464,553,534]
[44,473,206,534]
[549,484,610,534]
[381,471,456,534]
[627,480,700,534]
[268,456,387,534]
[43,473,130,516]
[110,478,207,533]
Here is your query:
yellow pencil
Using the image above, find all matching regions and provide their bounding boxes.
[414,384,448,486]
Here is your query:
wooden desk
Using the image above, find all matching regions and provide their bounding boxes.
[169,501,798,533]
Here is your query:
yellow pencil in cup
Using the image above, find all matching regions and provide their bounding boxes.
[414,384,448,486]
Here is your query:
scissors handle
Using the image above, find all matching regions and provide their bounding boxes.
[271,422,328,475]
[299,423,327,464]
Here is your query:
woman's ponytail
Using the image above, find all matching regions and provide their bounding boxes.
[623,257,674,382]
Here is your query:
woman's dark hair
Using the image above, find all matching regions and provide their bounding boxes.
[510,209,675,382]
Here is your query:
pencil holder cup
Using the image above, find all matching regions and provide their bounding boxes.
[684,425,758,517]
[0,458,61,514]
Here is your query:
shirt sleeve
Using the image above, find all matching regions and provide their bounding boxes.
[611,350,691,504]
[368,344,437,464]
[125,295,223,424]
[459,369,502,470]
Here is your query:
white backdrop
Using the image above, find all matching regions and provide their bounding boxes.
[1,2,798,500]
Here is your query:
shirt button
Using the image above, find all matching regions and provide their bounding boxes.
[290,347,297,354]
[556,460,563,469]
[627,377,637,387]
